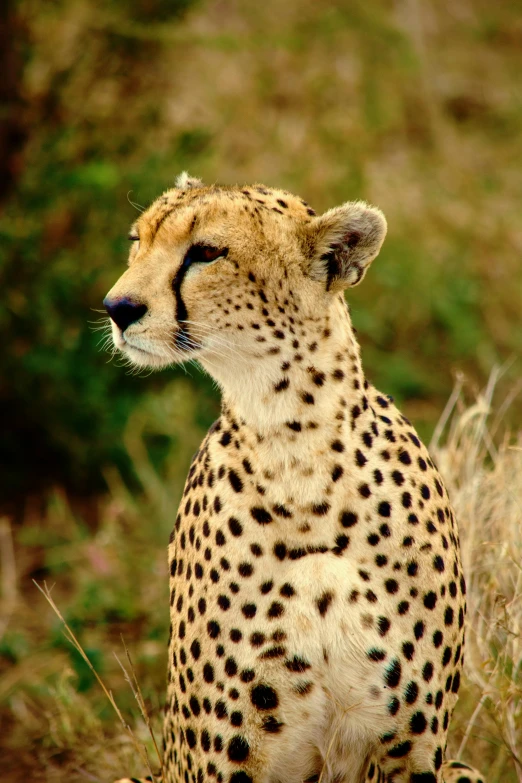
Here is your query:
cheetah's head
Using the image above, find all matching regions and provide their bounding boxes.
[104,173,386,374]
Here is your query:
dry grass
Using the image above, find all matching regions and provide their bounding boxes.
[33,580,164,782]
[431,372,522,782]
[0,374,520,782]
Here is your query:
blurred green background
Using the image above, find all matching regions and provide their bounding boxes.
[2,0,521,504]
[2,1,522,780]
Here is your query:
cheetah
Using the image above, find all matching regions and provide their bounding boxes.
[104,173,485,783]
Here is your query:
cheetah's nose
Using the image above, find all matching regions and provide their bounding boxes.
[103,296,148,332]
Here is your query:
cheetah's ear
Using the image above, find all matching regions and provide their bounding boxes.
[175,171,204,189]
[305,201,387,290]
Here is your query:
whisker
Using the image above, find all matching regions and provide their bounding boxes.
[127,191,145,213]
[181,328,244,360]
[180,321,244,354]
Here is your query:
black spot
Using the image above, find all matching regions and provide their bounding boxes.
[378,501,391,517]
[228,469,243,493]
[340,510,358,527]
[414,621,425,640]
[385,579,399,594]
[207,621,220,639]
[433,555,445,573]
[312,502,330,516]
[228,517,243,536]
[384,659,401,688]
[423,592,437,610]
[280,583,295,598]
[388,697,400,715]
[230,774,253,783]
[368,648,387,662]
[262,715,284,733]
[331,440,344,452]
[387,740,412,758]
[358,483,371,498]
[410,711,427,734]
[251,507,273,525]
[227,735,250,763]
[402,642,414,660]
[293,681,313,696]
[190,640,201,660]
[331,465,343,482]
[186,728,197,748]
[355,449,367,467]
[251,683,278,710]
[203,663,214,683]
[219,431,231,447]
[422,662,434,682]
[405,681,419,704]
[274,377,289,392]
[201,728,211,751]
[238,562,253,577]
[285,656,311,672]
[260,580,273,594]
[407,561,418,576]
[260,645,286,659]
[378,617,391,636]
[332,534,350,555]
[273,541,287,560]
[215,700,227,719]
[316,591,334,616]
[242,603,257,619]
[451,670,461,693]
[225,657,238,677]
[402,492,412,508]
[267,601,284,618]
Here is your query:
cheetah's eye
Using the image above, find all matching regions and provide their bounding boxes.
[128,234,140,242]
[184,244,228,266]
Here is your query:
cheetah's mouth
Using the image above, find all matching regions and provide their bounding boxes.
[112,324,201,368]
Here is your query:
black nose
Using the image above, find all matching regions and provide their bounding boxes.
[103,296,148,332]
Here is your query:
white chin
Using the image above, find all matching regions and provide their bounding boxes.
[119,343,173,369]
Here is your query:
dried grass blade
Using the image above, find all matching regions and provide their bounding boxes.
[33,580,156,781]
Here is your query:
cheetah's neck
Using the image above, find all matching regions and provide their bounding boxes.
[204,296,374,506]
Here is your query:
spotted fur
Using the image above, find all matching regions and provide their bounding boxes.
[105,177,486,783]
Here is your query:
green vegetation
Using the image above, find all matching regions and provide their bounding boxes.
[1,0,521,780]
